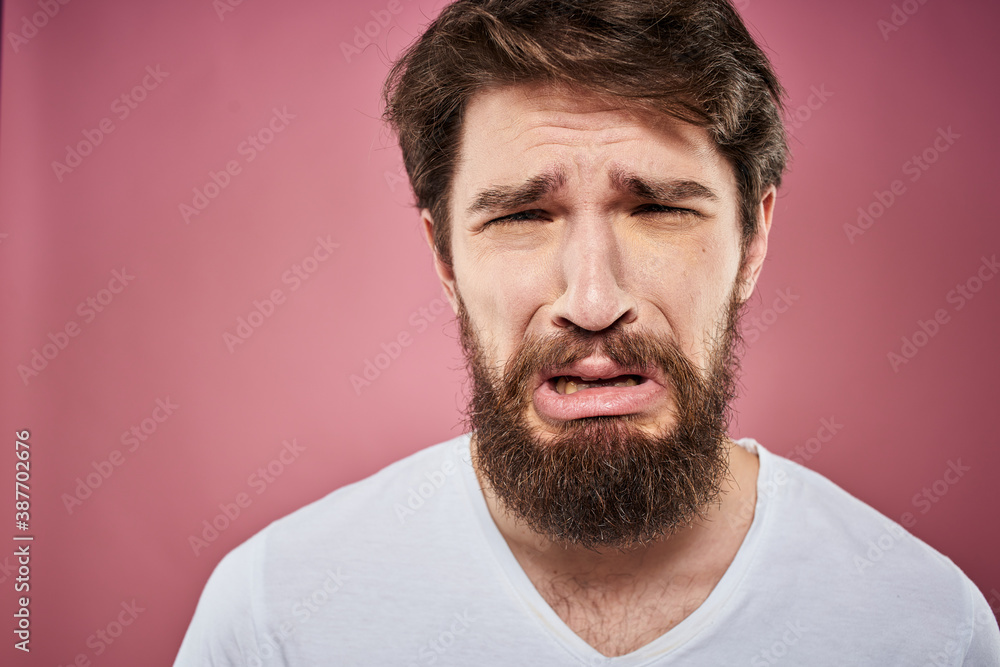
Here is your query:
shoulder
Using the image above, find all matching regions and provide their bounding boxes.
[742,439,1000,662]
[752,439,962,582]
[754,441,951,574]
[248,431,471,557]
[174,433,474,665]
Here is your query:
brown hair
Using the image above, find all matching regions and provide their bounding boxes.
[382,0,788,267]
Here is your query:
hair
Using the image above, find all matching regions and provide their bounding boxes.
[382,0,788,267]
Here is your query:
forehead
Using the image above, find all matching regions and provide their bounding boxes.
[453,83,736,203]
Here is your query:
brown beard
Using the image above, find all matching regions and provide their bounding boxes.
[458,286,746,551]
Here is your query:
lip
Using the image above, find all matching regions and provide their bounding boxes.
[532,356,669,422]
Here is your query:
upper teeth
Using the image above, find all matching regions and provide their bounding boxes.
[555,376,638,395]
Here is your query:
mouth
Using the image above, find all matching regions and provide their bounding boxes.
[531,358,668,423]
[551,374,643,394]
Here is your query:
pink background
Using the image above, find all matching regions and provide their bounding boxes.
[1,0,998,663]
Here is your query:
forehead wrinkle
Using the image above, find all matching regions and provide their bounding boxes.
[506,121,647,151]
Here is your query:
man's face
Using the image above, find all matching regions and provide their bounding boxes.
[423,82,771,548]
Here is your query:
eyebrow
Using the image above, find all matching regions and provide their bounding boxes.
[608,168,719,204]
[465,170,567,217]
[464,167,718,218]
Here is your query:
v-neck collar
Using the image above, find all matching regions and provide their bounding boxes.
[455,433,772,666]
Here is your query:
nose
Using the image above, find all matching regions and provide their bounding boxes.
[549,217,638,332]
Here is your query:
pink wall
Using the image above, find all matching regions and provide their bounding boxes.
[1,0,998,663]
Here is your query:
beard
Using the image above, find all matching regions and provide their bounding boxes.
[458,285,746,551]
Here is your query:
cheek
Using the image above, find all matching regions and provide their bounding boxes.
[625,239,736,363]
[455,245,554,358]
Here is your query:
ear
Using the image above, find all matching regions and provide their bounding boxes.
[421,208,460,314]
[737,185,776,303]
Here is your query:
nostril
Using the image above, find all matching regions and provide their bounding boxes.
[549,284,640,332]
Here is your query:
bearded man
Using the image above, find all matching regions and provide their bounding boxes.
[175,1,1000,664]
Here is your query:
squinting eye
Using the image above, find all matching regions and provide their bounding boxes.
[635,204,697,216]
[486,209,546,225]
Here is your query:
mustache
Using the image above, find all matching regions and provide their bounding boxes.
[472,324,707,411]
[457,287,745,428]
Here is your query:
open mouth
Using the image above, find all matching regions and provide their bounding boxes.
[531,357,667,422]
[551,374,644,395]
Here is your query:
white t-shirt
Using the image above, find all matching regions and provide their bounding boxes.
[174,434,1000,666]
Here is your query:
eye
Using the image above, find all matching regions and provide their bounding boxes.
[634,203,700,217]
[484,209,548,226]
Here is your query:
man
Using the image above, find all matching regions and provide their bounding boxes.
[175,0,1000,664]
